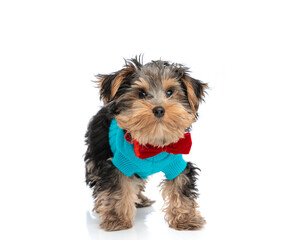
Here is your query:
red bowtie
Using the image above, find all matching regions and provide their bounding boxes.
[124,132,192,159]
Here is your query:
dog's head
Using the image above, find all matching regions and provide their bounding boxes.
[96,57,207,147]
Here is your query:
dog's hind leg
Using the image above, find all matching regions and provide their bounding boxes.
[135,178,155,208]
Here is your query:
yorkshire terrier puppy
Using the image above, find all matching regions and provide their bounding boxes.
[84,56,207,231]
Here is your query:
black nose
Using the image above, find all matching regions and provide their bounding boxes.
[153,106,165,118]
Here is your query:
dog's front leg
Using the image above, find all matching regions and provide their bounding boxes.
[94,170,140,231]
[160,162,206,230]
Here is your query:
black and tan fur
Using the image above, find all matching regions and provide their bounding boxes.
[84,56,207,231]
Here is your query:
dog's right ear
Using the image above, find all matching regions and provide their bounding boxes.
[95,58,141,104]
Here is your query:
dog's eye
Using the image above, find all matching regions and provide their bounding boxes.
[139,89,147,99]
[166,89,173,97]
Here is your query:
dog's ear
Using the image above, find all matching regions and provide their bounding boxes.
[96,58,141,104]
[181,76,208,113]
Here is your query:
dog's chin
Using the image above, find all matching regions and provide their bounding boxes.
[135,137,178,147]
[129,122,186,147]
[134,136,182,147]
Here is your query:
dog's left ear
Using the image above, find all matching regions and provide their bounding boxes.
[96,58,141,104]
[181,76,208,113]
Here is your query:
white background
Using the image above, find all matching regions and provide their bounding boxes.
[1,0,300,239]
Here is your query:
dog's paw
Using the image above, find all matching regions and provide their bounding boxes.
[168,212,206,231]
[135,198,155,208]
[100,219,133,231]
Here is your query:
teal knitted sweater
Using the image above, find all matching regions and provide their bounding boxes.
[108,119,187,180]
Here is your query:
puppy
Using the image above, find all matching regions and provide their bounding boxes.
[84,56,207,231]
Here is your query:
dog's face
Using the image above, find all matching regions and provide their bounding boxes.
[97,58,207,147]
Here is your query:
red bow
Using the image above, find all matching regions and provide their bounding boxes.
[125,132,192,159]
